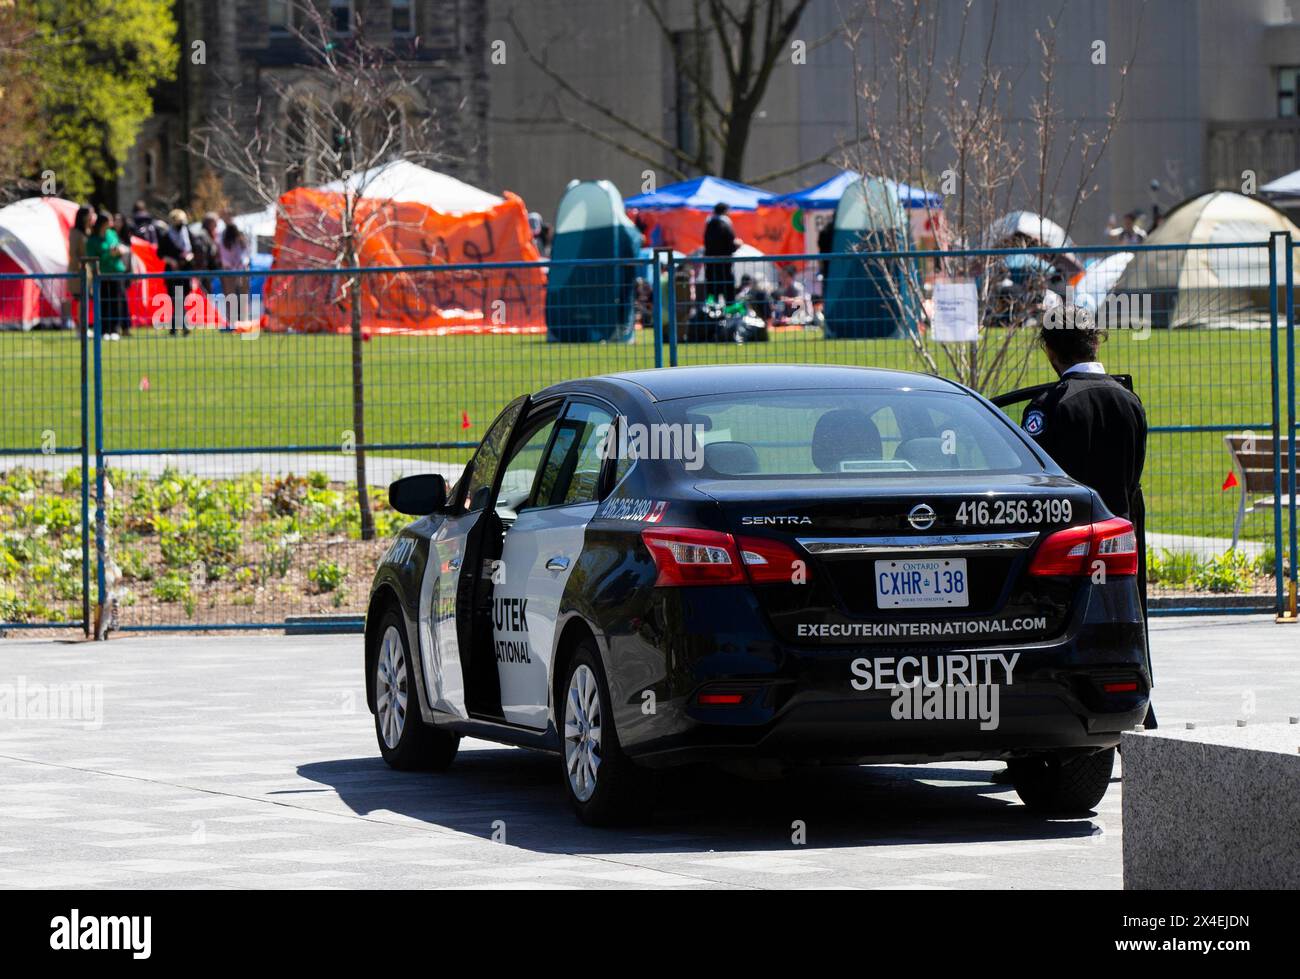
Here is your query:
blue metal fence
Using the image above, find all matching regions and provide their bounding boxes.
[0,240,1296,633]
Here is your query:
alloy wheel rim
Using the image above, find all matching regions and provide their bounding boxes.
[563,664,602,802]
[376,626,407,750]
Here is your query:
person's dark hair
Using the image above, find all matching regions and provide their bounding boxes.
[1039,303,1105,364]
[222,223,244,248]
[74,205,93,232]
[713,202,728,215]
[92,211,112,235]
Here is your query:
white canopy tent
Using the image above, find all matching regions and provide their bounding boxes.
[1261,168,1300,205]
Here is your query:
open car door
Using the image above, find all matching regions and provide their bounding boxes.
[453,394,535,721]
[416,394,532,724]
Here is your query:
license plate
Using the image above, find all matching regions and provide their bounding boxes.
[875,558,969,609]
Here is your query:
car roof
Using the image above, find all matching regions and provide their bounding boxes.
[566,364,961,403]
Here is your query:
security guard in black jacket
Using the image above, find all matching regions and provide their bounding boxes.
[1022,304,1156,728]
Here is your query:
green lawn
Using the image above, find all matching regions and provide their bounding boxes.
[0,326,1289,544]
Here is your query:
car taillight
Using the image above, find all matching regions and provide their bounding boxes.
[642,527,745,585]
[641,528,812,587]
[1028,517,1138,577]
[736,535,809,584]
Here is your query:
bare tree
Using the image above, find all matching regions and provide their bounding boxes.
[190,2,443,539]
[838,0,1142,395]
[503,0,835,185]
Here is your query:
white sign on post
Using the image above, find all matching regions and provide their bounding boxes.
[931,279,979,342]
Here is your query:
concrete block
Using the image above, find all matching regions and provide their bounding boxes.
[1122,723,1300,889]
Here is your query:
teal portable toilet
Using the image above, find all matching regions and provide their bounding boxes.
[546,180,643,342]
[824,177,919,338]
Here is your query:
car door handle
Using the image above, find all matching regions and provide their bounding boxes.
[545,555,570,572]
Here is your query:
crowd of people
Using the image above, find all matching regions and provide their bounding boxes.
[64,201,251,338]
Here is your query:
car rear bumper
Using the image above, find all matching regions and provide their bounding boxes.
[611,582,1149,767]
[626,680,1147,767]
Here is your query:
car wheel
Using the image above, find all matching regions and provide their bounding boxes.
[561,640,656,826]
[373,608,459,772]
[1009,748,1115,814]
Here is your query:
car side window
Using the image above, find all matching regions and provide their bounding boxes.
[534,401,616,507]
[462,398,527,513]
[496,412,559,516]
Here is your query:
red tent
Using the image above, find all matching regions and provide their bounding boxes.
[0,196,224,330]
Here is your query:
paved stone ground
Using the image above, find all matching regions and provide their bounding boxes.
[0,616,1294,890]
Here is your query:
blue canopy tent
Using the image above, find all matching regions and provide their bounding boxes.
[824,176,920,339]
[624,176,767,211]
[760,171,942,210]
[546,179,643,343]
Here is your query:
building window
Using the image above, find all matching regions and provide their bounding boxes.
[268,0,289,34]
[392,0,413,35]
[143,148,157,189]
[331,0,353,35]
[1278,67,1300,117]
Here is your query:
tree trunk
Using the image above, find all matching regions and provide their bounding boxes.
[719,101,755,181]
[346,242,375,541]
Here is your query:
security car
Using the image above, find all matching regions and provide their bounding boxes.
[365,365,1149,825]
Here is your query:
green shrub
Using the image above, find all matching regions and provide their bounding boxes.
[1190,550,1253,594]
[152,572,191,604]
[1146,549,1197,587]
[308,559,345,592]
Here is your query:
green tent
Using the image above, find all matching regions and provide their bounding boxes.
[546,180,642,343]
[824,177,919,338]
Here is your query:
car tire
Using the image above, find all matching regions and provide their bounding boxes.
[560,639,656,826]
[1009,748,1115,814]
[373,608,459,772]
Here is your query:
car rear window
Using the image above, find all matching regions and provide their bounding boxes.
[658,388,1038,478]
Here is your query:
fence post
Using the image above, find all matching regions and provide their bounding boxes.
[667,254,679,367]
[651,247,666,369]
[78,259,92,637]
[1269,233,1286,619]
[1287,235,1298,622]
[89,259,108,639]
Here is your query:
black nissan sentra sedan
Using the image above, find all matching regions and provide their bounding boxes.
[364,365,1148,824]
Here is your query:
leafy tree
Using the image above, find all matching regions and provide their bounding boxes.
[0,1,42,199]
[27,0,177,200]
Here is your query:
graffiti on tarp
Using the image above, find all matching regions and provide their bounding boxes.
[263,188,546,334]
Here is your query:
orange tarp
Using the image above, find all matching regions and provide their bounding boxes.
[630,205,802,255]
[264,189,547,335]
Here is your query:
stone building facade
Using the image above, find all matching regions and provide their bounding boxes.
[118,0,490,215]
[123,0,1300,242]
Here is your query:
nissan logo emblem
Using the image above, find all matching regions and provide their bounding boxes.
[907,503,937,530]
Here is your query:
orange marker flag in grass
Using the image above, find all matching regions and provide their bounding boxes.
[1222,470,1238,491]
[460,410,472,430]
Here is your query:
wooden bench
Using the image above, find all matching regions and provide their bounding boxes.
[1223,434,1294,550]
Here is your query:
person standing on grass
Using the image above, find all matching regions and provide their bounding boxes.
[218,222,251,321]
[130,200,158,246]
[157,209,194,272]
[65,205,94,331]
[193,212,221,292]
[84,211,131,339]
[703,202,741,303]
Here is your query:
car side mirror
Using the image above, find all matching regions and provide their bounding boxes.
[388,474,448,516]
